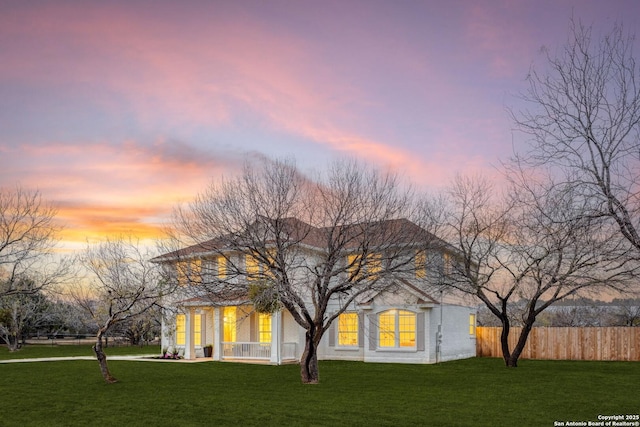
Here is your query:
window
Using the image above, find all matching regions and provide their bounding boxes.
[338,313,358,346]
[416,250,427,279]
[443,253,452,275]
[194,314,202,346]
[378,310,416,348]
[347,253,382,281]
[469,313,476,336]
[223,307,236,342]
[246,254,260,279]
[368,253,381,280]
[176,314,186,346]
[217,256,227,280]
[176,260,201,286]
[347,254,362,280]
[176,313,200,346]
[258,313,271,343]
[176,261,188,286]
[192,259,202,284]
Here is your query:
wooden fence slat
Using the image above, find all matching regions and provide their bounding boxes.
[476,327,640,361]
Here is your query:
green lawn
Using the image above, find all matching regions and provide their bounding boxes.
[1,349,638,427]
[0,343,160,360]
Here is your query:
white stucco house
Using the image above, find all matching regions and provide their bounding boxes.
[153,217,477,365]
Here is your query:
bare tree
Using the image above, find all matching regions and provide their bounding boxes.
[168,158,436,383]
[512,19,640,256]
[0,186,68,297]
[74,237,172,383]
[0,277,50,350]
[440,172,633,367]
[608,298,640,326]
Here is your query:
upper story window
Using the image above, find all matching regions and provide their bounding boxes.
[347,252,382,281]
[246,251,276,281]
[338,312,359,346]
[378,309,416,349]
[443,252,453,275]
[246,254,260,279]
[217,256,227,280]
[176,259,202,286]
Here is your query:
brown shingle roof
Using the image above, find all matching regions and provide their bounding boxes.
[153,217,445,262]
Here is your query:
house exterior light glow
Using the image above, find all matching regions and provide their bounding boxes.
[153,217,477,364]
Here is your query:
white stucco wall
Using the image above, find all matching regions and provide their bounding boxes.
[431,304,476,362]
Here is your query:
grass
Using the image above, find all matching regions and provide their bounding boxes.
[0,343,160,360]
[1,347,638,426]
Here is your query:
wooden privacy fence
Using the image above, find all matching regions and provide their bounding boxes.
[476,327,640,361]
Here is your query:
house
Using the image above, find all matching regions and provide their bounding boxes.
[153,217,477,364]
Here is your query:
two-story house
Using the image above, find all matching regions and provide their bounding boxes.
[153,217,477,364]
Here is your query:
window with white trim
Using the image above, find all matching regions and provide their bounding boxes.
[258,313,271,343]
[469,313,476,336]
[194,314,202,346]
[378,309,416,348]
[175,314,186,346]
[338,312,358,346]
[223,307,236,342]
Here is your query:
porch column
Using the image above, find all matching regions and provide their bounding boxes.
[213,307,222,361]
[185,307,196,360]
[269,310,282,364]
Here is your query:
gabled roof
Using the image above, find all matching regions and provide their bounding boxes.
[357,278,439,306]
[153,216,448,263]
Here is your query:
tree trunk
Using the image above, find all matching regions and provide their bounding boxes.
[499,317,513,367]
[300,328,321,384]
[93,330,118,383]
[7,334,20,352]
[506,320,534,368]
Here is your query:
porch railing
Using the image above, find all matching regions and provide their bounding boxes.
[221,342,298,361]
[282,342,297,360]
[222,342,271,359]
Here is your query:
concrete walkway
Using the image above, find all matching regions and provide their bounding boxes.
[0,355,211,364]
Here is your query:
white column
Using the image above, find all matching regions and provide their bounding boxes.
[269,311,282,365]
[213,307,222,361]
[185,307,196,360]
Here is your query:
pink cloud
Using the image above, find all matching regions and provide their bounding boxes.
[1,139,243,241]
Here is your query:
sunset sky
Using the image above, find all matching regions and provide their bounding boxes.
[1,0,639,250]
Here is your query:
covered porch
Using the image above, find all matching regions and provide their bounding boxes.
[176,302,298,364]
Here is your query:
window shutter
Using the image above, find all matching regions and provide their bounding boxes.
[249,312,256,342]
[368,314,377,350]
[416,311,425,351]
[358,312,365,348]
[328,320,336,347]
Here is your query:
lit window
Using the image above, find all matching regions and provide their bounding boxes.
[416,250,427,279]
[246,254,260,280]
[194,314,202,346]
[192,259,202,284]
[347,254,362,280]
[378,310,416,348]
[443,253,452,275]
[368,253,382,280]
[258,313,271,343]
[217,256,227,280]
[338,313,358,346]
[176,261,188,286]
[347,253,381,281]
[176,314,186,346]
[176,260,201,286]
[469,314,476,336]
[223,307,236,342]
